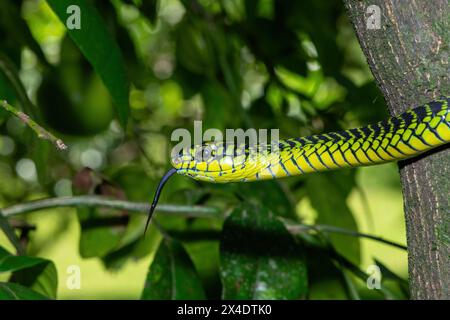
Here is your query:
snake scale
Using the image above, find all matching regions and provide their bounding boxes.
[145,96,450,232]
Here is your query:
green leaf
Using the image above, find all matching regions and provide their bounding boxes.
[0,246,57,299]
[46,0,129,127]
[220,203,308,299]
[0,247,41,273]
[141,237,206,300]
[208,179,297,220]
[10,261,58,300]
[180,218,223,299]
[0,282,50,300]
[306,171,361,264]
[77,207,126,258]
[184,241,221,299]
[237,180,296,219]
[100,219,160,271]
[100,216,162,271]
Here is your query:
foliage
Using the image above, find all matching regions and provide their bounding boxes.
[0,0,408,300]
[220,203,308,299]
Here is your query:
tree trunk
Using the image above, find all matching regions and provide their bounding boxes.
[343,0,449,299]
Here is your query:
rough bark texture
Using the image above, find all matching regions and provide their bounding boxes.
[344,0,449,299]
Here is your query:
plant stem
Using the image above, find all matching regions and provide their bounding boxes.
[0,211,25,255]
[1,195,223,218]
[0,100,67,150]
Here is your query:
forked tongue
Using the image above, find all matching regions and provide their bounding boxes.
[144,168,177,235]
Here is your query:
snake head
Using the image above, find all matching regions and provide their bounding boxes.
[170,141,253,182]
[171,142,217,166]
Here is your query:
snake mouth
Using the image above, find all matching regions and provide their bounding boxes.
[170,155,183,169]
[170,152,193,170]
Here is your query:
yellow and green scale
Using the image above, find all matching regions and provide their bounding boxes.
[171,97,450,183]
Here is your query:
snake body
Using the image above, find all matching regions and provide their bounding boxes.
[144,97,450,232]
[171,97,450,183]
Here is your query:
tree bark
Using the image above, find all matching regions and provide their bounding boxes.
[343,0,449,299]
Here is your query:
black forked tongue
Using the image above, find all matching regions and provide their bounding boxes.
[144,168,177,235]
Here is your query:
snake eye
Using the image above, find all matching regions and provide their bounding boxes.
[203,147,211,160]
[195,146,215,161]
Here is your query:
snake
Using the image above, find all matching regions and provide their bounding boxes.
[144,96,450,233]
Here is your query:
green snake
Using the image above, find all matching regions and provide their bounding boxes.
[144,97,450,232]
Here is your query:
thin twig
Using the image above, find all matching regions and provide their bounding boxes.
[1,195,222,218]
[0,100,67,150]
[285,222,407,250]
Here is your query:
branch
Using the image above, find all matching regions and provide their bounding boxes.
[0,100,67,150]
[1,195,223,218]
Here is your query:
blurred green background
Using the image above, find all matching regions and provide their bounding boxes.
[0,0,408,300]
